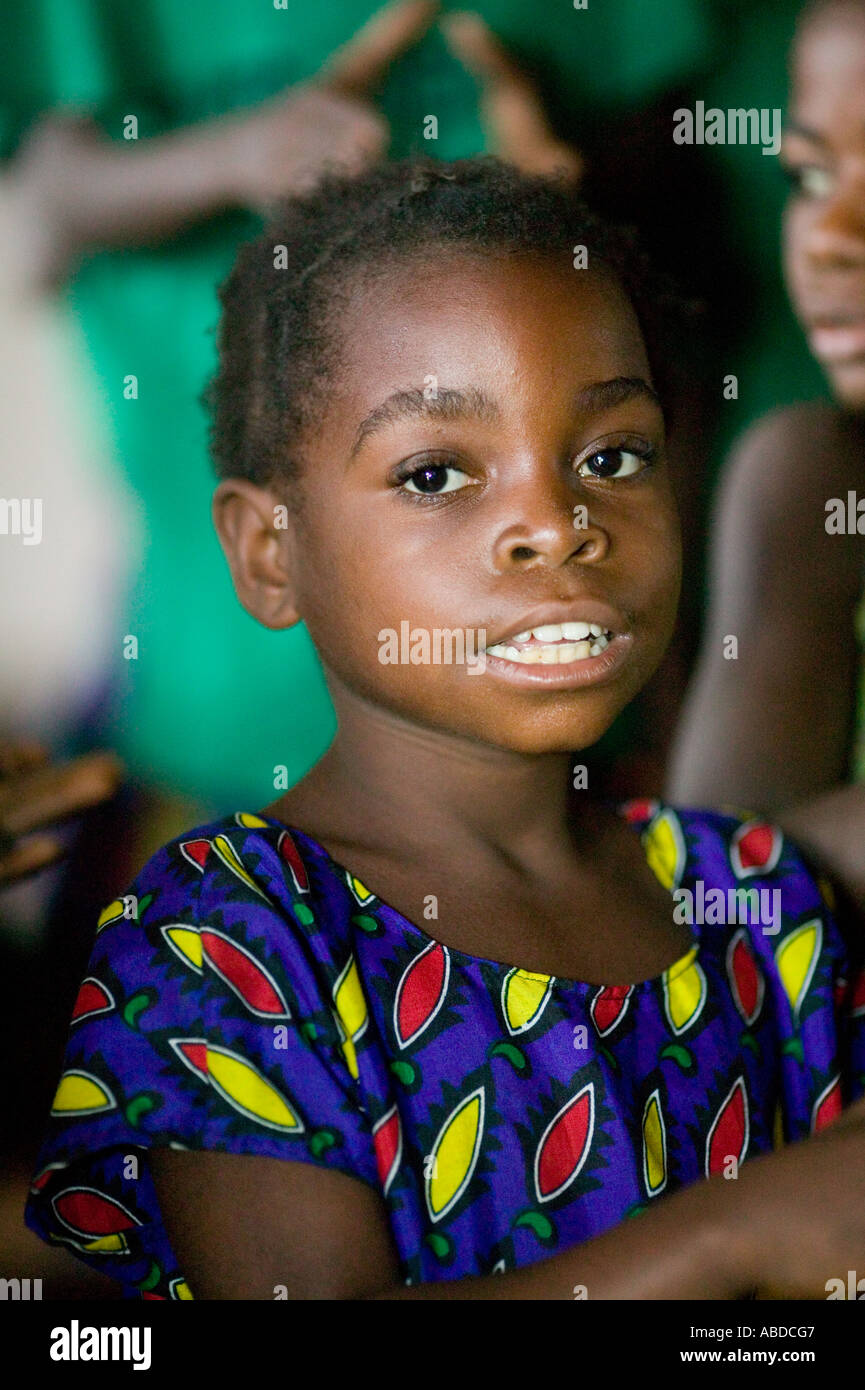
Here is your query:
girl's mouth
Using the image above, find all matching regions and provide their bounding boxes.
[485,621,613,666]
[480,627,632,690]
[806,316,865,364]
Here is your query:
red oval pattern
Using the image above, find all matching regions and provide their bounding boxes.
[54,1189,138,1236]
[735,824,778,871]
[728,934,762,1024]
[71,980,112,1023]
[537,1088,593,1199]
[201,931,286,1015]
[707,1079,748,1175]
[373,1108,401,1190]
[397,943,447,1046]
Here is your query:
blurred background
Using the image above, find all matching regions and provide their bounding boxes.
[0,0,829,1295]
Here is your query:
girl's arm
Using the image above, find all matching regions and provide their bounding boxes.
[776,783,865,911]
[149,1147,734,1300]
[666,403,863,812]
[5,89,385,290]
[5,0,440,289]
[149,1102,865,1300]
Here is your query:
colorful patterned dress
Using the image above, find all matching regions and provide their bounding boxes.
[24,802,865,1299]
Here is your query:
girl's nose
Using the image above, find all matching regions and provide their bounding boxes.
[805,187,865,268]
[491,491,610,571]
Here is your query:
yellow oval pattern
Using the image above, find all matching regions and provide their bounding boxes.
[96,899,126,932]
[163,925,202,970]
[51,1070,116,1117]
[642,1091,666,1195]
[206,1049,301,1132]
[334,955,368,1080]
[83,1233,127,1253]
[775,920,821,1016]
[663,949,706,1034]
[212,835,267,899]
[428,1089,484,1221]
[502,969,553,1035]
[643,809,686,891]
[347,873,375,906]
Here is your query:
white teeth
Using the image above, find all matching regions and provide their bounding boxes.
[486,623,614,664]
[562,621,591,641]
[488,638,603,665]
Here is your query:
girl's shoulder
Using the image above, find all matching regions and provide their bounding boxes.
[109,810,364,989]
[619,796,840,929]
[621,799,865,1047]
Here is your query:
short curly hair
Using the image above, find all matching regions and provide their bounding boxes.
[206,155,685,493]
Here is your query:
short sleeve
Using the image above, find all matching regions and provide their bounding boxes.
[24,821,380,1299]
[702,817,865,1141]
[620,801,865,1141]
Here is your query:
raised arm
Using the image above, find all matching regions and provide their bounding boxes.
[666,403,864,811]
[5,0,440,288]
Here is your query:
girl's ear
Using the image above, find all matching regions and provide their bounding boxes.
[212,479,301,630]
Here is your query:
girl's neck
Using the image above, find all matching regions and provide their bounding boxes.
[269,688,590,871]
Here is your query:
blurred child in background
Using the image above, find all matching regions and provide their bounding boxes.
[668,0,865,914]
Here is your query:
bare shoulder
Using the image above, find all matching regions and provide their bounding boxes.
[148,1147,400,1299]
[723,402,865,518]
[716,403,865,592]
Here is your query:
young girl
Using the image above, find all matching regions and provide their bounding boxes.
[667,0,865,911]
[24,156,865,1300]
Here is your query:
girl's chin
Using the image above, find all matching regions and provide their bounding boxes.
[826,365,865,413]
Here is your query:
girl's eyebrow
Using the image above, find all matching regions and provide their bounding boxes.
[349,377,659,461]
[574,377,661,415]
[349,385,499,460]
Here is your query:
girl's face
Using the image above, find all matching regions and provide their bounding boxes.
[286,250,681,755]
[782,6,865,408]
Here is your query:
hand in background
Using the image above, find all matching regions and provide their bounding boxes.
[441,11,584,183]
[0,742,122,885]
[222,0,441,209]
[4,0,441,284]
[6,1,584,287]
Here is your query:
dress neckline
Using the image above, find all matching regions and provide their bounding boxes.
[246,807,702,994]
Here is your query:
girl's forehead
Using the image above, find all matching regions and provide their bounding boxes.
[340,253,644,367]
[791,30,865,146]
[316,259,653,457]
[795,5,865,90]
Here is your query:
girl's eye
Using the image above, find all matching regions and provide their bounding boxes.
[577,447,651,480]
[401,462,472,495]
[785,163,835,199]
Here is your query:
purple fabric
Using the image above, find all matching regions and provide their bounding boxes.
[24,802,865,1297]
